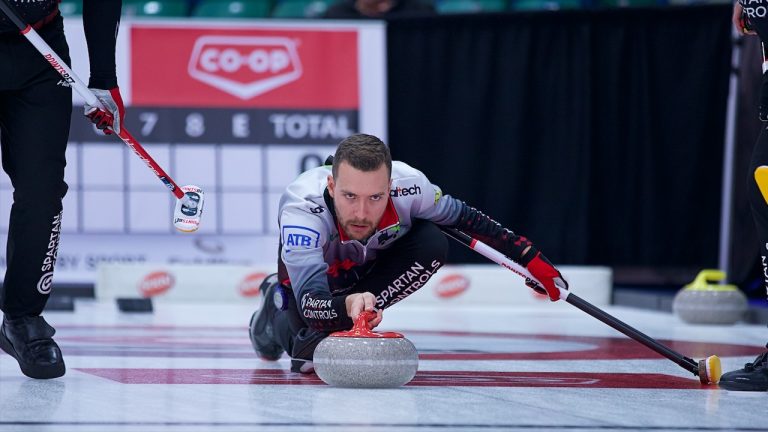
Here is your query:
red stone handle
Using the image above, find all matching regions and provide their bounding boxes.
[329,310,403,338]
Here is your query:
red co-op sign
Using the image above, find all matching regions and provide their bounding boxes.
[131,26,359,108]
[188,36,302,100]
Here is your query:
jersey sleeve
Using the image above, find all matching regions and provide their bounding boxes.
[410,168,463,225]
[83,0,121,89]
[279,206,352,332]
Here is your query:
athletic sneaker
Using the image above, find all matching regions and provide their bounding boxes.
[719,347,768,391]
[248,274,284,361]
[0,315,65,379]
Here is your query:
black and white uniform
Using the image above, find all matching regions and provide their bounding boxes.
[740,0,768,300]
[0,0,121,318]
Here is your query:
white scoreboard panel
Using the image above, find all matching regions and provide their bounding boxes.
[0,19,386,284]
[52,107,352,236]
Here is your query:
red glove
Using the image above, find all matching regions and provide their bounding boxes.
[525,252,569,301]
[84,87,125,135]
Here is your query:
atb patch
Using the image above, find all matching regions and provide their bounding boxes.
[282,225,321,252]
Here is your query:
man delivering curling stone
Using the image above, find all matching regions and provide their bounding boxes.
[249,134,568,373]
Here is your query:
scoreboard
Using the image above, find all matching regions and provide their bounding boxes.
[0,19,386,284]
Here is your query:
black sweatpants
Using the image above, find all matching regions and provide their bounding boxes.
[0,17,71,317]
[273,220,449,361]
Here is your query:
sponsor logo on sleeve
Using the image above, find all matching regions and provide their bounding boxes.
[301,293,338,320]
[282,225,321,252]
[376,224,401,246]
[433,186,442,204]
[390,184,422,198]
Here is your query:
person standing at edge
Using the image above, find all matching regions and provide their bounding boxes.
[0,0,124,379]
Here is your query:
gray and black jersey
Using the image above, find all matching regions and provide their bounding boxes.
[276,161,464,330]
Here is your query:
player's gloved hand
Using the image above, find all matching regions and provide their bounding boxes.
[525,252,569,301]
[760,71,768,122]
[84,87,125,134]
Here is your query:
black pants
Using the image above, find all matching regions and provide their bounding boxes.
[0,17,71,317]
[750,125,768,303]
[273,220,449,361]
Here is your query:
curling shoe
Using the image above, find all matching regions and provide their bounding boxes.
[719,348,768,391]
[0,315,65,379]
[248,273,285,361]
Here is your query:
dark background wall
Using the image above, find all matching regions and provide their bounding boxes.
[386,6,736,284]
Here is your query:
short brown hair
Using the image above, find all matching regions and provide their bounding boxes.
[332,134,392,179]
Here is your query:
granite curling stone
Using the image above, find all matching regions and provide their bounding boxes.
[673,270,747,325]
[313,311,419,388]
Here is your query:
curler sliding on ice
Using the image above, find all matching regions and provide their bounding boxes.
[439,226,722,386]
[0,0,204,232]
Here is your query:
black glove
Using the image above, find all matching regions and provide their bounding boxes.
[760,71,768,122]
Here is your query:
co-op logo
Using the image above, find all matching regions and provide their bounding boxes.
[188,36,303,100]
[434,273,470,299]
[138,271,175,297]
[238,272,268,297]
